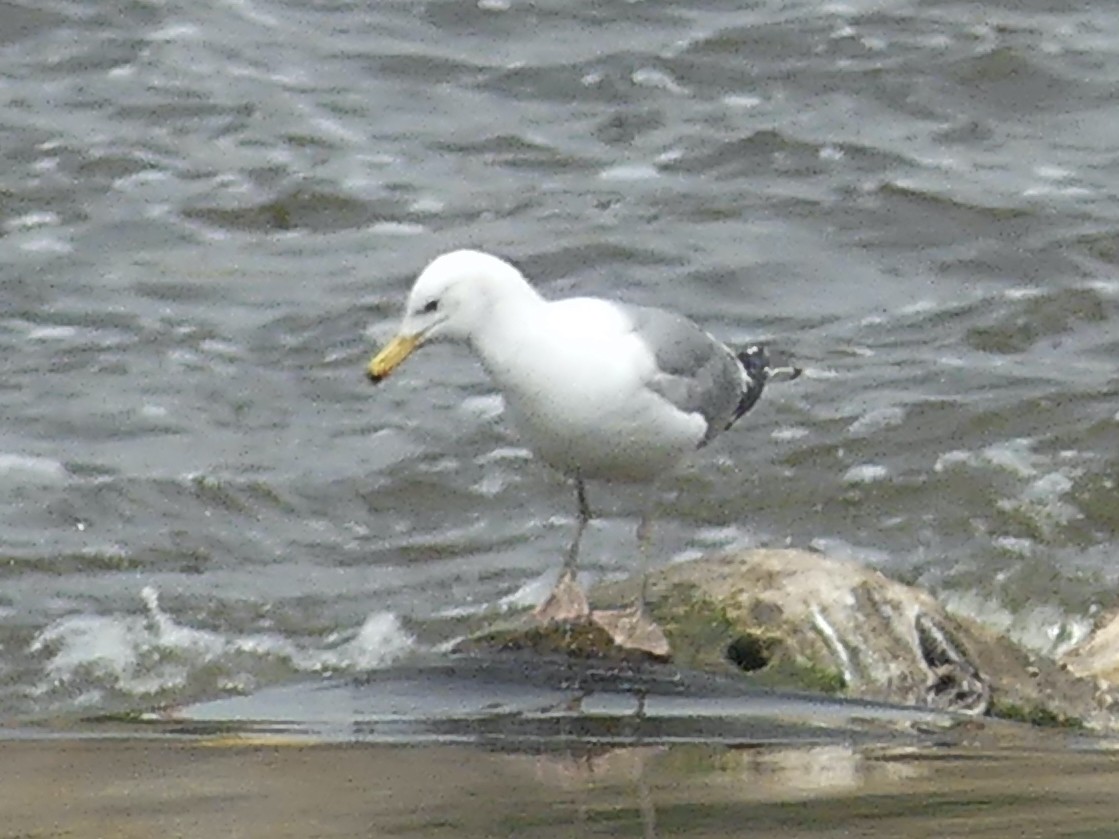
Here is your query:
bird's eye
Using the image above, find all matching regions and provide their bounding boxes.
[421,299,439,314]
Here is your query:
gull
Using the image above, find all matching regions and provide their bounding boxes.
[367,249,798,657]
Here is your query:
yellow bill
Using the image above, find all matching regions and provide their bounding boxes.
[366,333,420,383]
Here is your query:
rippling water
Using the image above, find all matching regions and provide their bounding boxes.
[2,0,1118,717]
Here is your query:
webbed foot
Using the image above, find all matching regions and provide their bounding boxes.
[590,604,671,660]
[533,567,591,624]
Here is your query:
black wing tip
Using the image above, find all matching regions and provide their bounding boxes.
[737,344,770,370]
[737,345,803,383]
[726,344,802,430]
[729,345,769,426]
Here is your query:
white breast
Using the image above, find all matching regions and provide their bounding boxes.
[472,297,707,481]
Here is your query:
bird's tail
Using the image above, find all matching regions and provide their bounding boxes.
[730,345,803,426]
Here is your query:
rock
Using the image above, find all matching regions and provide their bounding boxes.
[455,549,1107,729]
[455,618,665,666]
[1061,609,1119,711]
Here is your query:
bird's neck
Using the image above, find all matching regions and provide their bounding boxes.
[470,284,549,384]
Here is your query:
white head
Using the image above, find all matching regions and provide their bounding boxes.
[366,249,537,382]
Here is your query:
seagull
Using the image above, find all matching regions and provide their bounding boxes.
[367,249,798,657]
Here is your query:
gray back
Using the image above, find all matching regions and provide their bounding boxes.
[623,304,744,445]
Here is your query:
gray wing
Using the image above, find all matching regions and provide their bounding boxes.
[623,304,760,445]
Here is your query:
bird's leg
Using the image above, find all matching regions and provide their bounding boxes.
[534,479,592,624]
[566,479,592,571]
[590,509,671,659]
[636,512,654,610]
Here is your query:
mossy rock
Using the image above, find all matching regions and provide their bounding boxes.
[451,549,1112,729]
[990,701,1085,730]
[454,619,662,665]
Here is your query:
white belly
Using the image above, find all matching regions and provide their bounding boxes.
[501,388,700,481]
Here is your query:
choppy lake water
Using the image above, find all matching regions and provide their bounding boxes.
[2,0,1119,718]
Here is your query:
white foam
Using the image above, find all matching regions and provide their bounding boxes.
[1016,604,1093,658]
[943,589,1093,658]
[997,471,1081,536]
[722,94,763,109]
[477,446,532,465]
[631,67,688,94]
[933,450,970,473]
[599,163,659,182]
[113,170,171,190]
[4,211,59,232]
[30,588,224,697]
[149,23,201,42]
[936,438,1042,478]
[0,453,67,482]
[220,0,281,28]
[409,197,445,214]
[19,235,72,254]
[655,148,684,165]
[897,299,938,315]
[915,33,953,49]
[369,221,427,236]
[983,439,1043,478]
[771,426,810,441]
[692,524,755,548]
[199,339,241,357]
[843,345,875,357]
[847,406,905,435]
[311,612,414,671]
[1086,279,1119,298]
[470,470,514,497]
[842,463,888,484]
[669,547,706,564]
[458,393,504,421]
[26,325,78,341]
[941,589,1015,638]
[1022,471,1075,503]
[29,588,414,700]
[416,456,462,475]
[1022,185,1093,199]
